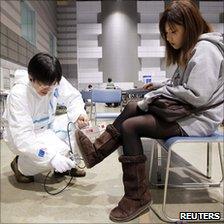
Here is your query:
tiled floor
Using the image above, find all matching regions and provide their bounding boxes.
[1,104,223,223]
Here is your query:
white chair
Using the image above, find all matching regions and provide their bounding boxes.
[90,89,122,124]
[149,132,224,223]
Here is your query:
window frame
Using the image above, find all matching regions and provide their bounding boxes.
[20,0,37,46]
[49,32,57,57]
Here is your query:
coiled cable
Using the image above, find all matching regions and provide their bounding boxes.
[43,122,85,195]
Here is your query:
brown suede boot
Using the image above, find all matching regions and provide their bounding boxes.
[109,154,152,222]
[75,124,121,168]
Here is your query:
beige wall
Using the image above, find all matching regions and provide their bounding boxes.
[30,0,57,52]
[0,0,21,35]
[0,0,57,59]
[0,0,57,89]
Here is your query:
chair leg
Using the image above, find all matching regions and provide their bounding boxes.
[206,142,212,179]
[150,143,224,223]
[218,142,224,184]
[94,104,97,125]
[90,102,93,121]
[148,141,155,183]
[157,144,162,184]
[150,147,180,223]
[149,143,165,187]
[161,148,179,222]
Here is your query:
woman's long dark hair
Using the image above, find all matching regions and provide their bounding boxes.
[159,0,212,67]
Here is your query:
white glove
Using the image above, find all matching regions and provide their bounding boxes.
[50,153,76,173]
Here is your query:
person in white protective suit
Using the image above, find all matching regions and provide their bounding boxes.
[3,53,89,183]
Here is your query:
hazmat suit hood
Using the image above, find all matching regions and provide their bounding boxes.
[13,69,29,86]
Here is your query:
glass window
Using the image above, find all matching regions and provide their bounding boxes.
[49,33,57,57]
[21,0,36,45]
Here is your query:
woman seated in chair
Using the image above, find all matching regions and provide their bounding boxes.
[75,0,224,222]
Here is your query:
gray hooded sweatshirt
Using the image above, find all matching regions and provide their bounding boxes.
[138,32,224,136]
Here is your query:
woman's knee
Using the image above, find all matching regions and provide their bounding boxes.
[121,119,137,134]
[125,101,138,111]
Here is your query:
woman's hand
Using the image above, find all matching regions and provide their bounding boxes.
[76,114,89,129]
[143,83,155,91]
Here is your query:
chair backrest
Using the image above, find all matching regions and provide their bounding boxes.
[81,90,92,102]
[91,89,122,103]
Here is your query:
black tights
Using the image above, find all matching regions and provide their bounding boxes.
[113,101,186,156]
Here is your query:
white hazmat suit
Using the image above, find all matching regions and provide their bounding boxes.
[3,70,86,176]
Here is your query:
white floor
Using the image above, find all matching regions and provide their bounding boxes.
[1,104,223,223]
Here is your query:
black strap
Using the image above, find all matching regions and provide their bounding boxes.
[194,99,224,113]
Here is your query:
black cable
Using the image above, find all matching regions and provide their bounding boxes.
[43,122,84,195]
[67,122,85,170]
[43,170,73,196]
[67,121,74,154]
